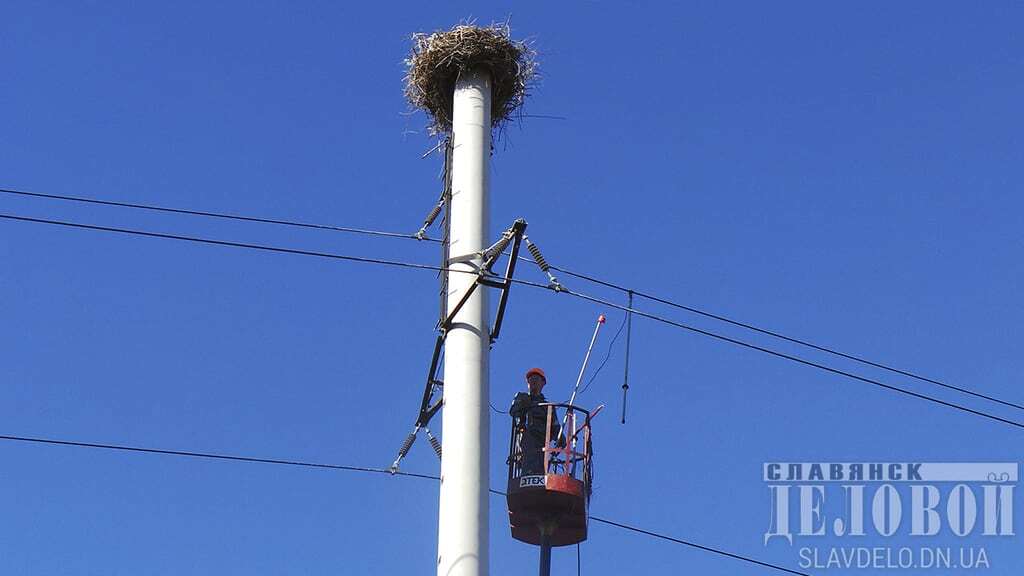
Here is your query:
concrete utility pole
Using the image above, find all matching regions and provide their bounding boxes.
[437,67,492,576]
[405,23,531,576]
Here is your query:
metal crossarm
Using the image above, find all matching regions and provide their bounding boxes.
[439,219,527,344]
[487,219,526,342]
[395,219,527,473]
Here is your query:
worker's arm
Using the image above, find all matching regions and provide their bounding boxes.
[510,392,531,417]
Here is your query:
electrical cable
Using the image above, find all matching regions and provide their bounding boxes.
[0,187,443,243]
[2,433,807,575]
[5,192,1004,574]
[551,265,1024,413]
[0,434,440,480]
[5,185,1020,414]
[587,516,810,576]
[4,210,1022,431]
[544,284,1024,431]
[0,213,451,274]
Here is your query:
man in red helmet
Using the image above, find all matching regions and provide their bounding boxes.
[510,368,561,475]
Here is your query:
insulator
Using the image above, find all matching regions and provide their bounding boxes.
[526,239,550,271]
[525,237,563,290]
[482,233,513,264]
[416,201,444,239]
[426,429,442,459]
[389,430,418,474]
[422,202,443,229]
[398,432,417,458]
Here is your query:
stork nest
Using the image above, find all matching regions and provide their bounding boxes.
[405,23,536,134]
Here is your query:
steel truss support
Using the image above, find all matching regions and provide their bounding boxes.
[391,219,527,474]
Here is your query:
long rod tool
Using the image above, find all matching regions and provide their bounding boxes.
[560,315,606,440]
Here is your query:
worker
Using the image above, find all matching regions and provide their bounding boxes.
[510,367,561,476]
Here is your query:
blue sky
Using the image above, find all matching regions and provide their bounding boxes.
[1,2,1022,574]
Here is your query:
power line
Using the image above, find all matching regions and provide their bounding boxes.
[552,266,1024,413]
[2,433,804,575]
[5,185,1016,414]
[0,187,443,243]
[0,213,449,274]
[0,433,440,480]
[587,516,810,576]
[1,208,1006,570]
[550,285,1024,431]
[4,210,1023,431]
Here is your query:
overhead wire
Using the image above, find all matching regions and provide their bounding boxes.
[3,185,1018,414]
[587,516,810,576]
[3,209,1023,431]
[548,285,1024,431]
[0,433,440,480]
[1,432,806,575]
[0,213,449,274]
[0,187,443,243]
[550,265,1024,413]
[1,200,1009,572]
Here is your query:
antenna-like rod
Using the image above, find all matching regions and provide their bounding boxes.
[621,290,633,423]
[561,315,606,439]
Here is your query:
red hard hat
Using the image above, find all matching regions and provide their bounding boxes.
[525,367,546,383]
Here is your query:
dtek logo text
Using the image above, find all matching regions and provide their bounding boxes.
[764,462,1017,570]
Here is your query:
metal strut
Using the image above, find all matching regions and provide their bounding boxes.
[392,139,454,474]
[392,217,527,472]
[440,219,527,344]
[390,334,445,473]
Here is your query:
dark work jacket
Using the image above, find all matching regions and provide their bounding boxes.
[510,392,560,445]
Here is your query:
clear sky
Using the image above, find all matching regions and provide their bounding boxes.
[2,2,1022,575]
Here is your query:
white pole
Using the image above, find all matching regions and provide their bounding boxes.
[438,67,491,576]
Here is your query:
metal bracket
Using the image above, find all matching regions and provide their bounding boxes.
[393,219,528,473]
[438,219,527,344]
[417,334,445,427]
[390,334,445,473]
[488,219,526,343]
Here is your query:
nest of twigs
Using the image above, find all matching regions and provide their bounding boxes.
[405,23,535,134]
